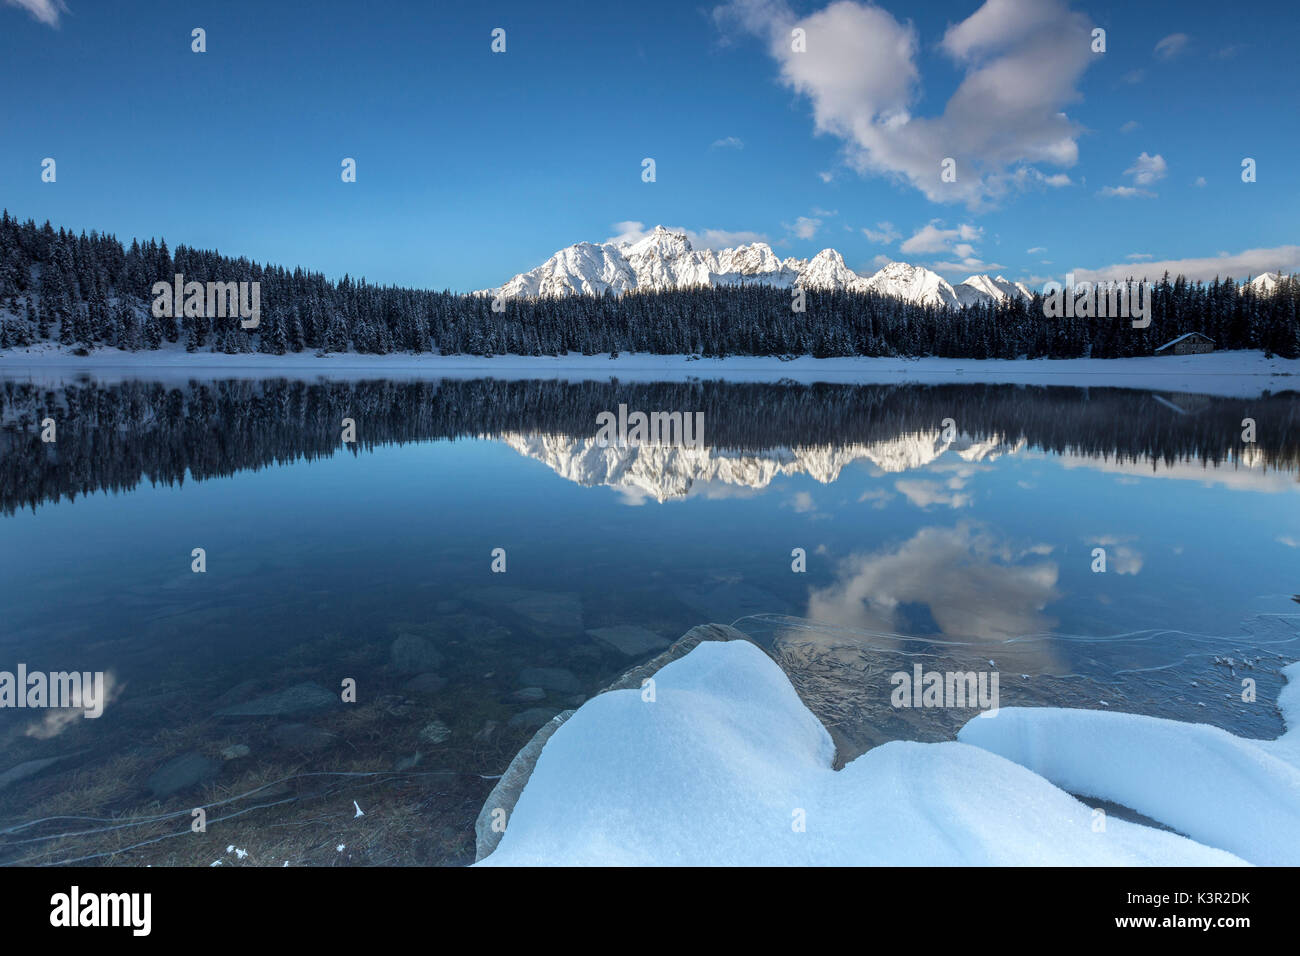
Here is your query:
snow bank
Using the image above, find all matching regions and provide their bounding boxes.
[958,661,1300,866]
[478,640,1246,866]
[1,344,1295,398]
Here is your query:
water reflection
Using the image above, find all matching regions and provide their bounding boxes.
[1,377,1296,513]
[0,374,1296,866]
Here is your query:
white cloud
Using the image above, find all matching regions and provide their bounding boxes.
[1011,167,1072,189]
[1194,176,1207,187]
[1098,155,1165,198]
[788,491,817,513]
[863,221,901,244]
[806,523,1060,641]
[710,136,745,150]
[1154,33,1189,60]
[896,479,971,510]
[930,257,1005,274]
[714,0,1095,208]
[1026,246,1046,254]
[1087,536,1143,575]
[901,221,982,254]
[1125,253,1153,261]
[605,221,768,250]
[1072,245,1300,283]
[698,227,770,248]
[1125,151,1167,186]
[1120,120,1139,133]
[3,0,66,26]
[1098,185,1153,198]
[785,215,823,240]
[901,221,998,276]
[858,487,893,506]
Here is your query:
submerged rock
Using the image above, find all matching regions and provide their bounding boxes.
[469,587,584,636]
[374,694,416,717]
[508,707,559,730]
[402,672,448,696]
[0,753,79,791]
[272,723,339,753]
[212,678,262,710]
[518,667,581,693]
[586,624,671,657]
[221,744,251,761]
[390,634,444,674]
[419,719,452,744]
[147,752,219,799]
[215,682,337,718]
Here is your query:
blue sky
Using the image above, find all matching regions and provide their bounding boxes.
[1,0,1297,291]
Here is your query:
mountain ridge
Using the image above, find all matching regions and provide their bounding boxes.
[484,225,1029,309]
[484,227,1296,310]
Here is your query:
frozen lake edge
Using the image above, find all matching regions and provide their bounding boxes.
[1,346,1297,398]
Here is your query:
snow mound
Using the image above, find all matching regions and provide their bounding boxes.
[478,640,1248,866]
[958,661,1300,866]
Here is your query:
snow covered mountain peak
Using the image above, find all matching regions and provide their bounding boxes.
[716,241,787,276]
[621,225,694,258]
[864,261,961,308]
[484,227,1034,309]
[1247,272,1289,295]
[798,248,871,292]
[959,274,1033,304]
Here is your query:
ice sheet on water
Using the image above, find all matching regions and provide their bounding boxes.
[732,612,1300,762]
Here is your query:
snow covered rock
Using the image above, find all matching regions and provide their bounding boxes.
[477,639,1249,866]
[958,661,1300,866]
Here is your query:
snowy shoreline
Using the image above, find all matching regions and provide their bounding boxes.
[0,344,1296,397]
[477,636,1300,866]
[474,619,1300,866]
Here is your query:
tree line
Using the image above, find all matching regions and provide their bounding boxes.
[2,377,1294,515]
[1,211,1297,359]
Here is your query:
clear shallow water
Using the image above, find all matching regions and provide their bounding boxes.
[0,375,1297,865]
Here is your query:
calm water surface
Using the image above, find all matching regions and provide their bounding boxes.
[1,375,1297,864]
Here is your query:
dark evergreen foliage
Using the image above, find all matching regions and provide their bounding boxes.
[1,377,1295,515]
[1,211,1296,359]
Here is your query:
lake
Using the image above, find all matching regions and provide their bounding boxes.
[1,373,1297,865]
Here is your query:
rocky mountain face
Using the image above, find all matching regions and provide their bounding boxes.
[486,226,1033,309]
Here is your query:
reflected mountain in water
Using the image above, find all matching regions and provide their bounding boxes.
[1,377,1296,513]
[502,432,1023,502]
